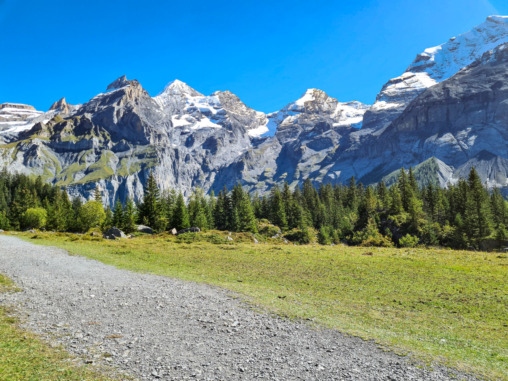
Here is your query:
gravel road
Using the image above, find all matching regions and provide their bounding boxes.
[0,235,478,380]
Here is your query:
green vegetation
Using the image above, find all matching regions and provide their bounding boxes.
[76,151,116,184]
[0,273,117,380]
[383,157,442,187]
[55,162,87,186]
[21,232,508,380]
[3,166,508,250]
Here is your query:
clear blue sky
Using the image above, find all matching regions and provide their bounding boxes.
[1,0,507,112]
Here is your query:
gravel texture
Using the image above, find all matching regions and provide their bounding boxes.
[0,235,479,380]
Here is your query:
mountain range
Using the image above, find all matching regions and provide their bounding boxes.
[1,15,508,205]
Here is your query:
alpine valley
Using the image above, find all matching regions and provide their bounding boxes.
[2,15,508,205]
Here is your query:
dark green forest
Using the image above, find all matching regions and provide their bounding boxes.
[0,167,506,249]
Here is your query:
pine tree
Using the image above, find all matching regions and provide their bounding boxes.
[138,172,163,231]
[94,185,102,203]
[171,192,190,231]
[112,200,124,228]
[269,186,287,231]
[236,191,257,233]
[123,198,137,234]
[188,188,208,230]
[464,167,492,243]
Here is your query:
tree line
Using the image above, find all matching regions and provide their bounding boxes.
[0,168,506,249]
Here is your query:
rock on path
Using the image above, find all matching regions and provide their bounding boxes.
[0,235,477,380]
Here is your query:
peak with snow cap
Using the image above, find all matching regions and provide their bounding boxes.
[363,15,508,131]
[159,79,203,97]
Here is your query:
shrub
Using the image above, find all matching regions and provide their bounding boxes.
[352,218,393,247]
[399,233,419,248]
[284,228,316,244]
[317,226,332,245]
[258,221,281,237]
[23,208,48,229]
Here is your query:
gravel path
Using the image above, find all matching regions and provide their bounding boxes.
[0,235,478,381]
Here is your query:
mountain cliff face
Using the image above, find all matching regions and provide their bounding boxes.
[1,16,508,203]
[359,42,508,188]
[0,77,265,204]
[211,89,369,193]
[363,15,508,133]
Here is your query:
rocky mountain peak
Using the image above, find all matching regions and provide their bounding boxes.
[286,89,338,114]
[106,75,139,91]
[49,97,70,114]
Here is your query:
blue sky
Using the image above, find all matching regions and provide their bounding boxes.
[1,0,507,112]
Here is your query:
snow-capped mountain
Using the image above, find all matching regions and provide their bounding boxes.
[154,79,269,137]
[363,15,508,132]
[211,89,370,193]
[1,16,508,203]
[266,89,369,136]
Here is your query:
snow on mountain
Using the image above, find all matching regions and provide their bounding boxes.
[0,103,55,135]
[154,80,269,136]
[266,89,369,136]
[364,15,508,131]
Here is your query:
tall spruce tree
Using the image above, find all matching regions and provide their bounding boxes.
[138,172,163,231]
[464,167,492,243]
[171,192,190,231]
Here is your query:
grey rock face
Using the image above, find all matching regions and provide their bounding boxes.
[358,43,508,188]
[212,89,369,193]
[363,15,508,132]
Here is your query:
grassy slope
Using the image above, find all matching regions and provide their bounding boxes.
[0,273,118,381]
[17,232,508,380]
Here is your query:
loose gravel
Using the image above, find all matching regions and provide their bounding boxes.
[0,235,479,380]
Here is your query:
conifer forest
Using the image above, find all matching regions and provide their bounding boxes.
[0,167,506,249]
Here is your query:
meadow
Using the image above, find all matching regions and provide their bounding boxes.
[4,231,508,380]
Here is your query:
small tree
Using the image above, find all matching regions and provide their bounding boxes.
[112,200,124,228]
[78,201,106,232]
[123,198,137,234]
[171,193,190,231]
[23,207,47,229]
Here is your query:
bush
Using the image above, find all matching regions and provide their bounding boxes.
[317,226,332,245]
[399,234,419,248]
[23,208,48,229]
[258,221,281,237]
[352,218,393,247]
[284,228,316,244]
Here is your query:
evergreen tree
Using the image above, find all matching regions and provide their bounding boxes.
[269,186,287,231]
[138,172,163,231]
[464,167,492,243]
[490,188,507,238]
[94,185,102,203]
[188,188,208,230]
[123,198,137,234]
[171,192,190,231]
[235,189,257,233]
[112,200,124,228]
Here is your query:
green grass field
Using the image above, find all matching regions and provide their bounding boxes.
[0,273,118,381]
[10,231,508,380]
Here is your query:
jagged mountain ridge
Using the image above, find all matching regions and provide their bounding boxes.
[0,76,272,204]
[1,16,508,203]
